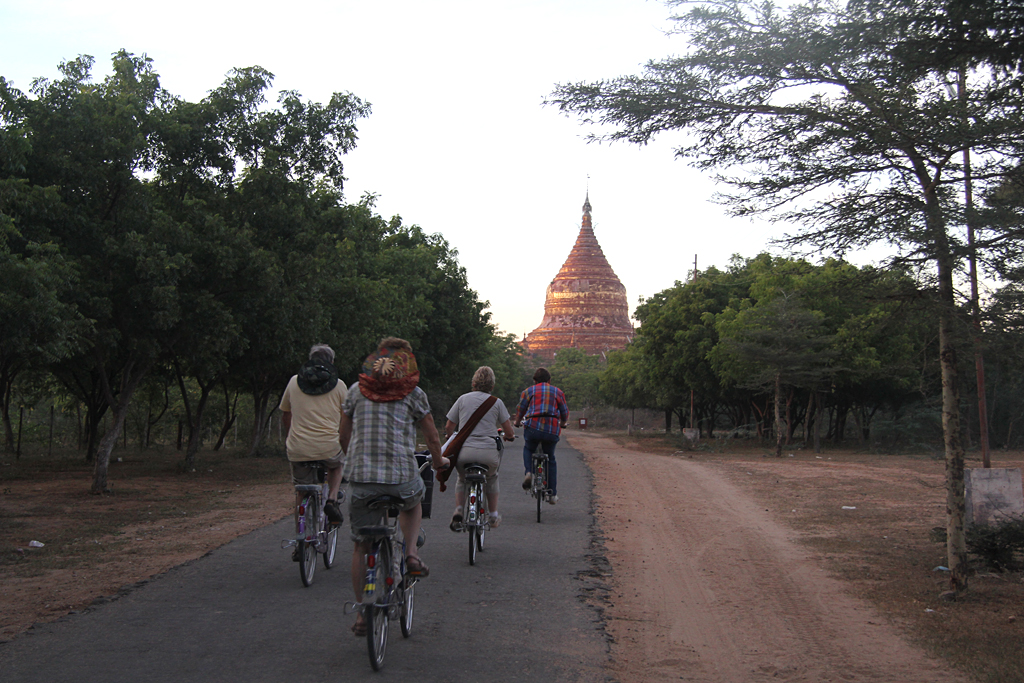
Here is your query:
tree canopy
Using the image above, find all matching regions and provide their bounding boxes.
[551,0,1024,592]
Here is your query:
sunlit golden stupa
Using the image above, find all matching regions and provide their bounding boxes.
[522,194,633,358]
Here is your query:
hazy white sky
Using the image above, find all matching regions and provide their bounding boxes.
[1,0,812,337]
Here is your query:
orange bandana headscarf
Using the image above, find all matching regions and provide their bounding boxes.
[358,346,420,402]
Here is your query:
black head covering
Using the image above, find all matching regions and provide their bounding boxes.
[296,355,339,396]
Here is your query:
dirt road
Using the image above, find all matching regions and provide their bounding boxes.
[568,432,965,683]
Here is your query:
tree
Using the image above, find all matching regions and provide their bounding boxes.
[550,0,1024,593]
[713,292,835,457]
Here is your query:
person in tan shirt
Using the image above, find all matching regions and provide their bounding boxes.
[279,344,347,545]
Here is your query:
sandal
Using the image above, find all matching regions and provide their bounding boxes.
[351,618,367,637]
[406,555,430,577]
[449,513,463,532]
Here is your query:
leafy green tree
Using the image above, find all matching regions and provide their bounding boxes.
[548,347,604,410]
[549,0,1024,594]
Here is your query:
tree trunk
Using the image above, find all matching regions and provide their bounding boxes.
[937,251,968,594]
[774,373,783,458]
[91,357,153,493]
[213,383,239,451]
[813,391,822,454]
[247,387,273,457]
[664,408,673,433]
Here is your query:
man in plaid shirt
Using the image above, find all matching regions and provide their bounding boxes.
[514,367,569,504]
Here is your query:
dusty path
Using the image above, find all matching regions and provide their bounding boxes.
[568,432,965,683]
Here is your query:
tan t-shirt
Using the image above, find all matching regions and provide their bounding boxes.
[278,375,347,461]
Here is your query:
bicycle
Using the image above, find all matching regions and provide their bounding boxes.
[454,463,490,565]
[529,447,550,523]
[346,461,429,671]
[280,461,341,587]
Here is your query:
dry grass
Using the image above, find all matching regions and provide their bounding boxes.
[612,431,1024,683]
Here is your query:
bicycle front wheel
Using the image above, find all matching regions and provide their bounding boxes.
[323,526,338,569]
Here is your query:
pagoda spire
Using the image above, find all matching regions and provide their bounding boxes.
[522,193,633,358]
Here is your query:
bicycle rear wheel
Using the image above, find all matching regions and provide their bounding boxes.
[366,541,390,670]
[323,526,338,569]
[400,580,414,637]
[298,498,317,586]
[468,522,478,565]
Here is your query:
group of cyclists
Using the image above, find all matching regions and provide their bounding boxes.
[277,338,569,636]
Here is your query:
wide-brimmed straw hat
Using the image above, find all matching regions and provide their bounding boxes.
[358,346,420,402]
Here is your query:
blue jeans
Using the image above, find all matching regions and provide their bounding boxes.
[522,426,559,496]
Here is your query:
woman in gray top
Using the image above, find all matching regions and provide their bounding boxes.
[445,366,515,530]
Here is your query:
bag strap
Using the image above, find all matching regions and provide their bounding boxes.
[437,395,498,491]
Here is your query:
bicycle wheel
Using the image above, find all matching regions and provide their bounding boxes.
[400,579,414,638]
[534,462,543,523]
[366,540,391,670]
[323,525,338,569]
[298,540,316,586]
[468,522,478,565]
[365,601,388,671]
[298,498,317,586]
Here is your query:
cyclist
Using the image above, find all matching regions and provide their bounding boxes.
[514,367,569,504]
[339,337,448,637]
[444,366,516,530]
[279,344,347,560]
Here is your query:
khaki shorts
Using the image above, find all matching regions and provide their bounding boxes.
[348,476,425,541]
[289,451,343,485]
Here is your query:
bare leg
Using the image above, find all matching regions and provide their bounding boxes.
[351,540,369,600]
[327,466,343,501]
[487,491,499,514]
[398,503,423,560]
[351,540,369,630]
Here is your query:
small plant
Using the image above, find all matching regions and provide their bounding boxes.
[965,516,1024,572]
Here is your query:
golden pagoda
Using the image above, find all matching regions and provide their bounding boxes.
[522,194,633,358]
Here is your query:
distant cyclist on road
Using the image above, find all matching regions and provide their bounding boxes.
[279,344,347,560]
[514,367,568,504]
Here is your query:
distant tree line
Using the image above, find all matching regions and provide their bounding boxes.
[0,53,523,492]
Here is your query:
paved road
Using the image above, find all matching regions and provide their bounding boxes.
[0,441,608,683]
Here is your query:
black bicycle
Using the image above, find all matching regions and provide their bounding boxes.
[347,461,430,671]
[529,448,550,523]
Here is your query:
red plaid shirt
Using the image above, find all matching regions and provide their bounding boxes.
[517,383,569,436]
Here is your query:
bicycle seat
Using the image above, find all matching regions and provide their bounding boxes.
[294,484,322,493]
[365,495,405,510]
[357,525,395,538]
[464,464,488,483]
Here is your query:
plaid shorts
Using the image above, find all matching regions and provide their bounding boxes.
[348,476,425,541]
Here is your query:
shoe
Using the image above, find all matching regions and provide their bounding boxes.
[449,513,463,532]
[324,499,343,526]
[488,512,502,528]
[406,556,430,577]
[291,546,300,562]
[522,473,532,490]
[546,494,558,505]
[352,618,367,637]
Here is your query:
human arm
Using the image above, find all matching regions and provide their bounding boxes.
[500,419,515,441]
[557,388,569,429]
[281,410,292,438]
[418,414,449,471]
[339,412,352,453]
[445,419,457,439]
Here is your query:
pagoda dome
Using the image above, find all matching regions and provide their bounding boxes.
[523,194,633,358]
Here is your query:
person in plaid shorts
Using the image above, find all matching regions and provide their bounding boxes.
[514,367,569,504]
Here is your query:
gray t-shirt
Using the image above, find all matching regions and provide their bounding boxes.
[446,391,510,450]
